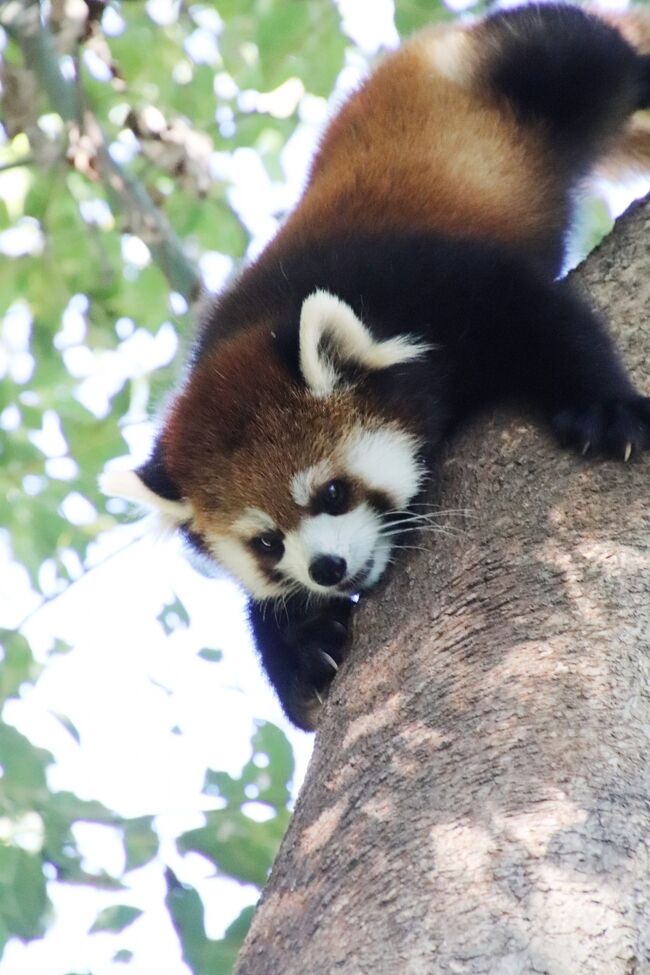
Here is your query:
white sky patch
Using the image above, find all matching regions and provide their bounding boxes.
[116,316,135,339]
[61,322,178,418]
[0,299,35,385]
[214,71,238,101]
[102,4,125,35]
[83,47,112,83]
[169,291,188,315]
[336,0,399,52]
[8,353,34,384]
[38,113,64,140]
[55,295,88,350]
[199,251,233,293]
[108,102,131,127]
[601,175,650,217]
[79,197,114,230]
[172,59,194,85]
[121,234,152,269]
[0,812,45,855]
[2,300,31,362]
[0,404,20,431]
[72,822,126,877]
[23,475,47,497]
[192,7,223,33]
[0,217,44,258]
[46,456,79,481]
[227,149,282,253]
[109,130,139,166]
[29,410,68,459]
[145,0,178,27]
[118,322,178,375]
[445,0,481,11]
[185,27,221,66]
[59,493,98,527]
[59,55,76,82]
[249,78,306,119]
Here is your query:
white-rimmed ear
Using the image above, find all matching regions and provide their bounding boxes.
[299,290,430,398]
[99,464,192,527]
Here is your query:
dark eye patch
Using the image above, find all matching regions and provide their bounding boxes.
[250,531,285,561]
[311,478,351,516]
[367,490,394,516]
[180,525,211,558]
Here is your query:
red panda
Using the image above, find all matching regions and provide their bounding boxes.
[103,4,650,730]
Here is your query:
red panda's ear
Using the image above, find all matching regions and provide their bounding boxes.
[299,290,429,397]
[99,442,192,527]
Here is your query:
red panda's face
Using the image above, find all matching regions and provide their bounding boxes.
[183,407,424,601]
[102,291,428,601]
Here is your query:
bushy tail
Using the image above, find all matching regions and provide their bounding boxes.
[595,6,650,177]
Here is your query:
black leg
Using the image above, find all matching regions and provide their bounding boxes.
[248,595,353,731]
[446,268,650,461]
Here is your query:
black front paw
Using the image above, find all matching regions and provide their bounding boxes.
[288,615,349,729]
[551,396,650,461]
[250,595,353,731]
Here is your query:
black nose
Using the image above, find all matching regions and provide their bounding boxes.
[309,555,347,587]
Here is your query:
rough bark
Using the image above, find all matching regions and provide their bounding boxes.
[235,198,650,975]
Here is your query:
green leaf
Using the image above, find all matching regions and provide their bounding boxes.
[48,638,74,656]
[0,722,51,807]
[44,790,117,825]
[177,806,288,887]
[248,721,294,809]
[0,847,47,942]
[394,0,451,36]
[51,712,81,744]
[198,648,223,663]
[165,870,254,975]
[113,949,134,963]
[203,721,294,811]
[165,870,208,974]
[123,817,159,872]
[0,630,37,703]
[90,905,143,934]
[157,594,190,636]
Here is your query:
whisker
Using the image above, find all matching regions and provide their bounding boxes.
[380,525,462,539]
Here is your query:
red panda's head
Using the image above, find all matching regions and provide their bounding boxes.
[102,291,428,601]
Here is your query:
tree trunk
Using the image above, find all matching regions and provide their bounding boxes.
[235,199,650,975]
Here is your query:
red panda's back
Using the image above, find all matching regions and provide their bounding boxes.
[272,24,565,257]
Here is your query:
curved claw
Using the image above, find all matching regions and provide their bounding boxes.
[320,651,339,673]
[624,442,632,463]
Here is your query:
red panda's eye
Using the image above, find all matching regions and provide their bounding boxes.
[251,532,284,560]
[316,479,350,516]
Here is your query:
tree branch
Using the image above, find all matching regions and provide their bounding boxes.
[1,0,202,303]
[235,198,650,973]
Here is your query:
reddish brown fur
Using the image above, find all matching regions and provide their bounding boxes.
[272,24,561,256]
[163,326,383,537]
[269,13,650,261]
